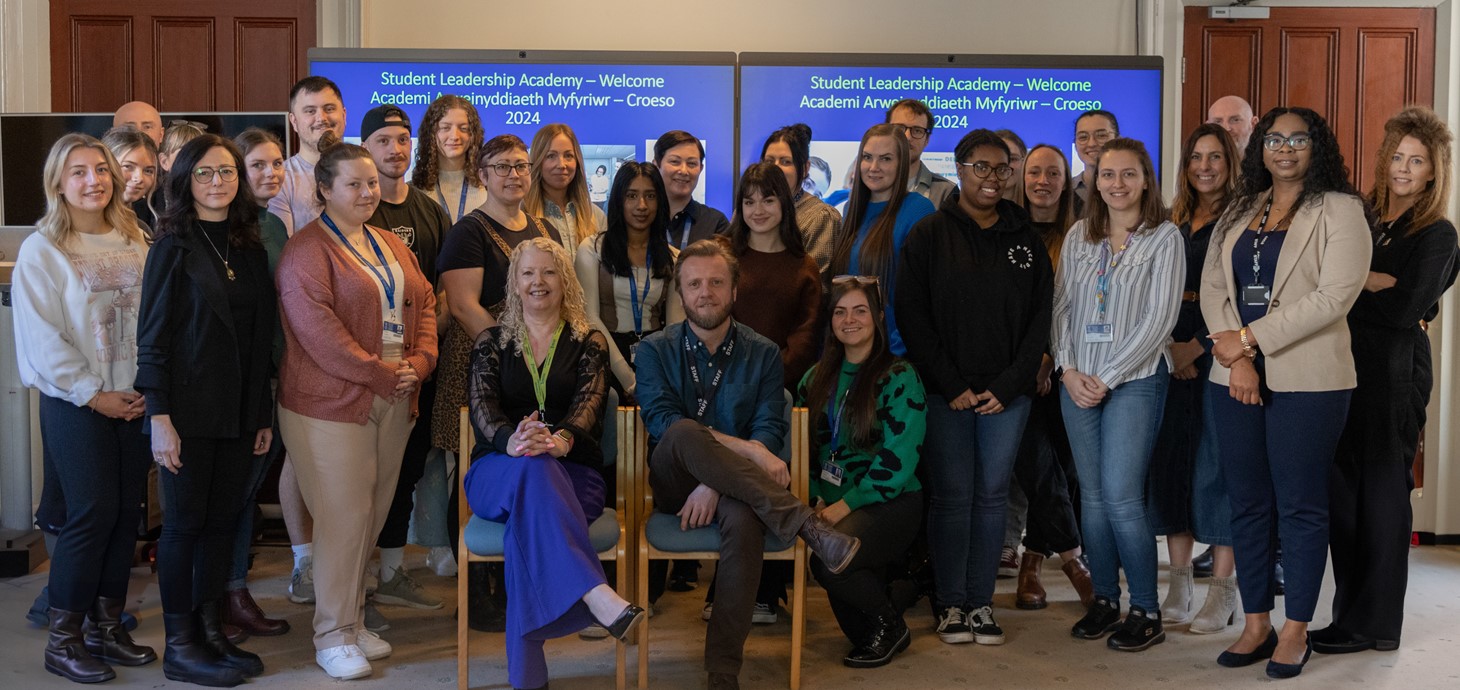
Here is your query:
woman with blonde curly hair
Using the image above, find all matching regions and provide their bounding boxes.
[463,236,644,690]
[411,95,487,222]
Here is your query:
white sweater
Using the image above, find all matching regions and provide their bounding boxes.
[11,229,148,406]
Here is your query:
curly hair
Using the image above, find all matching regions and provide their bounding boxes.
[1368,106,1454,234]
[1228,106,1360,230]
[1171,123,1240,227]
[410,95,484,192]
[497,236,593,355]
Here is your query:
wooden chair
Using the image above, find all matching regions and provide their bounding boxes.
[634,408,810,689]
[456,403,639,690]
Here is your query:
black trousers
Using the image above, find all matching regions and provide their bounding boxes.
[1012,386,1081,555]
[649,420,813,676]
[39,395,150,612]
[812,491,923,645]
[157,435,255,614]
[378,378,436,549]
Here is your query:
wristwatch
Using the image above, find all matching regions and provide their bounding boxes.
[554,429,575,446]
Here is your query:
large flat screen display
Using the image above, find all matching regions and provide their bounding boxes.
[309,49,737,213]
[738,54,1163,202]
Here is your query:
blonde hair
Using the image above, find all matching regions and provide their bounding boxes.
[524,123,596,247]
[160,121,206,159]
[37,133,147,249]
[1368,106,1454,234]
[497,236,593,354]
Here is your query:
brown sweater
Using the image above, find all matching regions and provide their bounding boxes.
[732,247,822,387]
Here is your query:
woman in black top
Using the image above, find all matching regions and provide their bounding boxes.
[463,236,642,689]
[136,135,276,687]
[1318,106,1457,655]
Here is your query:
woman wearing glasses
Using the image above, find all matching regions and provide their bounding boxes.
[1202,107,1369,679]
[434,135,562,631]
[411,95,487,223]
[137,135,277,685]
[897,129,1052,647]
[799,275,926,668]
[1072,110,1119,213]
[1051,137,1182,652]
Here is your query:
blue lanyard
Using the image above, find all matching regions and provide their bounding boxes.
[627,249,652,334]
[826,387,850,459]
[322,213,396,310]
[435,180,468,220]
[1094,234,1136,323]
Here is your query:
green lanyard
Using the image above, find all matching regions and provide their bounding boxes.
[522,322,565,415]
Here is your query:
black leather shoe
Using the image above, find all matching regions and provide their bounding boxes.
[1311,626,1376,654]
[708,671,740,689]
[197,600,264,677]
[1071,597,1122,639]
[1192,546,1214,578]
[84,596,157,666]
[468,562,507,632]
[1106,605,1165,652]
[1218,628,1278,667]
[798,513,860,574]
[1273,558,1286,597]
[844,614,911,668]
[601,604,645,642]
[1266,634,1313,679]
[45,608,117,683]
[162,612,245,687]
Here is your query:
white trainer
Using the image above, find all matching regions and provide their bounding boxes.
[356,629,393,660]
[316,644,372,680]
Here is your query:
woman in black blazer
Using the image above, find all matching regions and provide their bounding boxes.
[135,135,276,688]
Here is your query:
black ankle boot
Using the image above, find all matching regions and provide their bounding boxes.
[163,612,246,687]
[196,601,264,677]
[84,596,157,666]
[1071,596,1122,639]
[1107,605,1166,652]
[46,608,116,683]
[844,614,911,668]
[468,562,506,632]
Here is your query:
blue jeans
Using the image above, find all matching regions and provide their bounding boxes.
[1060,363,1168,611]
[925,394,1032,609]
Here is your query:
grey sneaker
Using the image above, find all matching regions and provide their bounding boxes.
[363,601,390,632]
[752,602,777,625]
[373,568,443,610]
[289,558,316,604]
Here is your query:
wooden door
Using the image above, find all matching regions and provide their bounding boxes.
[50,0,315,113]
[1182,6,1435,193]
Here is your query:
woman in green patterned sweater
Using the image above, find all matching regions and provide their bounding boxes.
[797,275,926,669]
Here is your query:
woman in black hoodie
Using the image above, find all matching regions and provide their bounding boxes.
[896,129,1053,647]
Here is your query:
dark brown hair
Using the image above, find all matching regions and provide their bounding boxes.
[411,95,484,191]
[1171,124,1239,227]
[1082,137,1167,242]
[728,162,805,258]
[156,134,261,248]
[803,280,898,449]
[831,124,912,281]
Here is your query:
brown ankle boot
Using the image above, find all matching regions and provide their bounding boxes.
[1063,557,1095,608]
[224,588,290,636]
[1016,552,1048,610]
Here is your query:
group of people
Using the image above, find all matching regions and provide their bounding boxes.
[10,77,1453,690]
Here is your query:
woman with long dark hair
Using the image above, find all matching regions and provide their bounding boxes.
[799,277,925,668]
[761,123,841,276]
[137,134,277,686]
[1201,107,1370,679]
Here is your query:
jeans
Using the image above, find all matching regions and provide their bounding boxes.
[924,394,1032,609]
[1060,364,1168,611]
[228,426,281,589]
[158,436,256,613]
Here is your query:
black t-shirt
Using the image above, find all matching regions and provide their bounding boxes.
[369,185,449,287]
[437,209,561,313]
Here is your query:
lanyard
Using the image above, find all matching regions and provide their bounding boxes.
[435,180,468,220]
[627,249,652,334]
[521,322,565,415]
[684,326,737,422]
[1250,196,1277,285]
[667,213,692,250]
[322,213,395,310]
[1094,233,1137,323]
[826,387,851,460]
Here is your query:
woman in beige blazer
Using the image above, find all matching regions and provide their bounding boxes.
[1200,107,1371,680]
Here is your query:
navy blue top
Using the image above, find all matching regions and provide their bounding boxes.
[634,320,788,452]
[1231,228,1289,326]
[1173,220,1215,344]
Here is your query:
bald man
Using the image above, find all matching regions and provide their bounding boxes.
[113,101,163,147]
[1206,95,1258,153]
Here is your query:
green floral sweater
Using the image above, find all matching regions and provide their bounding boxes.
[796,359,926,510]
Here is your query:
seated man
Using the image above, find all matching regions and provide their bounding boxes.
[636,239,859,690]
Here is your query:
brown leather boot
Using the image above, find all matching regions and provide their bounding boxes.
[45,608,116,683]
[84,596,157,665]
[224,588,290,636]
[1016,552,1047,610]
[1063,556,1095,608]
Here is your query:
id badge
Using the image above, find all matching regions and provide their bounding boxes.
[383,320,405,345]
[1084,323,1114,343]
[628,339,638,364]
[819,459,845,487]
[1241,284,1271,308]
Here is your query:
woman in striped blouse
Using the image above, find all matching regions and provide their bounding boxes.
[1050,137,1183,652]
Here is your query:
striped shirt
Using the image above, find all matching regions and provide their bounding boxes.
[1051,219,1184,389]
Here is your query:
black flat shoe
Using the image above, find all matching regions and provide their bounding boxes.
[1217,628,1278,668]
[602,605,645,642]
[1312,627,1376,655]
[1266,634,1313,679]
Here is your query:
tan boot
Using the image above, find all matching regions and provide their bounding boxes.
[1063,557,1095,608]
[1189,575,1238,634]
[1016,552,1047,610]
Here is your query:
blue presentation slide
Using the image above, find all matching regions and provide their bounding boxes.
[739,64,1163,201]
[309,59,737,212]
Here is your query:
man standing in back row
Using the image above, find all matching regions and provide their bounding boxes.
[269,76,348,235]
[1207,95,1259,154]
[886,99,956,210]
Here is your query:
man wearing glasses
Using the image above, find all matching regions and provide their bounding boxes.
[885,99,956,210]
[1072,109,1120,212]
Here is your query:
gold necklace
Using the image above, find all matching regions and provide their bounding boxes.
[197,223,235,281]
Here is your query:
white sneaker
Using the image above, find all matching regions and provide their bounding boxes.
[356,629,392,660]
[316,644,372,680]
[426,546,458,577]
[701,603,713,622]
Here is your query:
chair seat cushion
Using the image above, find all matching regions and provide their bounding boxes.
[644,511,794,553]
[465,508,620,557]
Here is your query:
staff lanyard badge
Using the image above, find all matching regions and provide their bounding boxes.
[820,390,850,486]
[1244,196,1278,308]
[322,213,403,344]
[1085,235,1135,343]
[627,250,652,364]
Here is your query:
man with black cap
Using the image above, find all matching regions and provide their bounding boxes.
[360,104,452,612]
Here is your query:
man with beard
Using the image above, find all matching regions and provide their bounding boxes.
[635,239,861,690]
[360,104,449,612]
[269,76,347,235]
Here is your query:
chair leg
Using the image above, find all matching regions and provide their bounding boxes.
[638,542,650,689]
[790,550,806,690]
[457,540,469,690]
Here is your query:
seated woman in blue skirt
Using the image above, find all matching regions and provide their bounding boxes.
[463,236,645,690]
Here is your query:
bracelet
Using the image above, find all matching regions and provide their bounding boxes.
[1239,327,1257,358]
